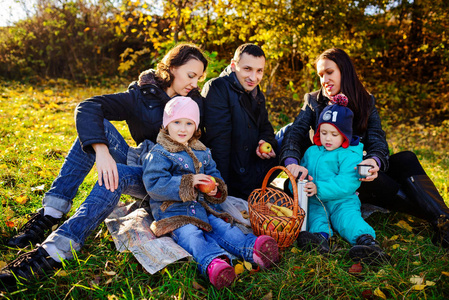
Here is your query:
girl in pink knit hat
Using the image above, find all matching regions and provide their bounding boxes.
[142,96,280,290]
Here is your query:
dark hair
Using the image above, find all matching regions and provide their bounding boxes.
[315,48,372,133]
[155,44,208,91]
[233,43,265,63]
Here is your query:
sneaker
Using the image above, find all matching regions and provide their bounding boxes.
[296,231,330,254]
[7,209,62,248]
[349,234,390,265]
[207,258,236,290]
[253,235,279,269]
[0,246,62,292]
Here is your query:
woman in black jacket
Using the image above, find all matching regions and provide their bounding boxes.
[280,48,449,250]
[1,44,208,292]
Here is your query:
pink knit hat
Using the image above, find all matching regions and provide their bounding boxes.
[163,96,200,129]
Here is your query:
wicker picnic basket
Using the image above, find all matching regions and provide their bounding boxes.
[248,166,305,249]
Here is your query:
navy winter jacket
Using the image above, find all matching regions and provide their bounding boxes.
[74,71,203,154]
[201,67,278,199]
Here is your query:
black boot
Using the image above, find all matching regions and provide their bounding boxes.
[349,234,390,265]
[7,209,62,248]
[405,175,449,248]
[0,247,62,292]
[296,231,330,254]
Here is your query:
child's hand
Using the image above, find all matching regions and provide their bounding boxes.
[193,174,219,196]
[206,186,218,197]
[304,181,317,197]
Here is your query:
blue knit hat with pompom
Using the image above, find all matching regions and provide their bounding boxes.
[313,94,353,148]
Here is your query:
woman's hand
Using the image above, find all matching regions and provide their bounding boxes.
[93,143,119,192]
[193,174,218,196]
[286,163,309,181]
[358,158,379,182]
[256,140,276,159]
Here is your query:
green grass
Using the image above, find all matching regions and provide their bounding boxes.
[0,80,448,299]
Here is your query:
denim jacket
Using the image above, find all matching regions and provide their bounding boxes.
[142,130,232,237]
[280,90,390,172]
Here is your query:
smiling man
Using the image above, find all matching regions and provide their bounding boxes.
[201,44,279,199]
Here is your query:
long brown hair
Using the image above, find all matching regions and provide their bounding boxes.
[315,48,372,133]
[155,44,208,91]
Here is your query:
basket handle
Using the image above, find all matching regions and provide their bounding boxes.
[260,165,299,218]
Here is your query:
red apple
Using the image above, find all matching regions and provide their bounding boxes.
[198,176,216,194]
[259,142,272,154]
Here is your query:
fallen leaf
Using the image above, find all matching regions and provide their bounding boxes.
[426,281,436,286]
[412,261,421,265]
[410,275,424,285]
[31,184,45,191]
[235,263,244,275]
[105,278,113,284]
[261,291,273,300]
[250,265,260,274]
[442,272,449,277]
[361,289,373,299]
[412,285,427,290]
[392,244,400,250]
[55,270,68,277]
[395,220,413,232]
[192,281,206,291]
[290,247,300,254]
[349,263,363,274]
[243,261,252,271]
[6,221,15,228]
[103,270,116,276]
[240,210,249,219]
[374,288,386,300]
[390,235,399,241]
[292,266,301,271]
[0,261,7,269]
[44,89,54,96]
[15,195,28,205]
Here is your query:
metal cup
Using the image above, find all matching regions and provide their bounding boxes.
[357,164,373,178]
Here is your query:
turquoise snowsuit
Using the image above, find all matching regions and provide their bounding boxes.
[301,142,376,245]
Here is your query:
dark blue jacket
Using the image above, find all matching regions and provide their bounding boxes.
[280,90,389,171]
[201,66,278,199]
[75,71,203,153]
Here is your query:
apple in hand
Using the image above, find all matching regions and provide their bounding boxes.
[259,142,272,154]
[197,175,216,194]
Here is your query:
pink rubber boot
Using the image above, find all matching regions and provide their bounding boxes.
[207,258,236,290]
[253,235,280,269]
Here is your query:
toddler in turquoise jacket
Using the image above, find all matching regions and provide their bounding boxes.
[297,94,389,264]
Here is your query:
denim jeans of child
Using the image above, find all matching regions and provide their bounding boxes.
[172,214,258,275]
[42,119,131,213]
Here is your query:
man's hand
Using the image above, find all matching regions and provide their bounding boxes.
[256,139,276,159]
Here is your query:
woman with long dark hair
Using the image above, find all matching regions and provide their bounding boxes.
[281,48,448,253]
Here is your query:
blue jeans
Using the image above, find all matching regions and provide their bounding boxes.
[172,214,257,275]
[44,163,146,257]
[42,120,147,257]
[43,120,131,213]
